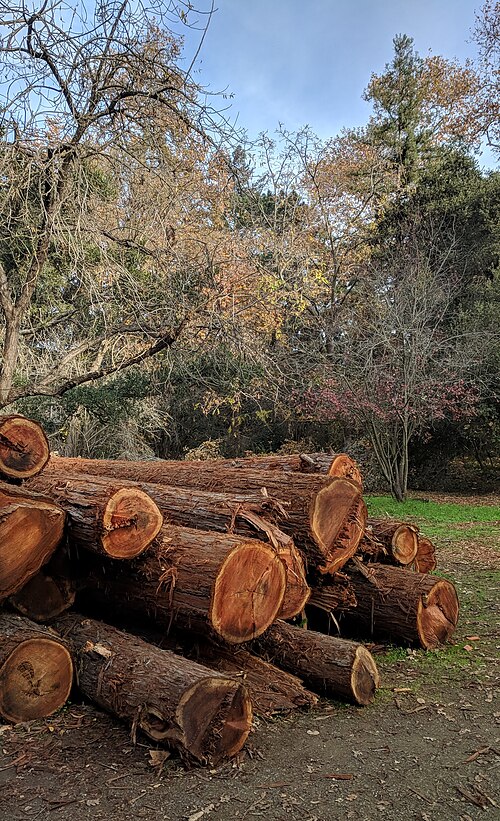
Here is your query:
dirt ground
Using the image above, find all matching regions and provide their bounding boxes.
[1,523,498,820]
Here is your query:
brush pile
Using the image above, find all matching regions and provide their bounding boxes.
[0,416,459,764]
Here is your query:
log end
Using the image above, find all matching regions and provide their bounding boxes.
[143,677,253,764]
[328,453,363,488]
[102,488,163,559]
[0,416,50,480]
[10,572,76,622]
[417,579,459,649]
[0,495,65,599]
[350,645,380,706]
[277,546,311,620]
[392,525,419,565]
[0,637,73,723]
[210,541,286,643]
[414,537,437,573]
[313,481,366,574]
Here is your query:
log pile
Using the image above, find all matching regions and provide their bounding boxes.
[0,418,459,765]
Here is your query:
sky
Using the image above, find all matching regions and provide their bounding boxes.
[177,0,496,168]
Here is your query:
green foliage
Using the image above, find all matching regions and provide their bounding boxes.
[366,495,500,541]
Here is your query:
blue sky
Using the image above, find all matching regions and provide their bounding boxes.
[178,0,496,167]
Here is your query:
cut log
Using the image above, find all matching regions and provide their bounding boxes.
[276,543,311,619]
[54,614,252,764]
[9,549,76,622]
[0,613,73,723]
[342,562,459,649]
[0,415,50,481]
[178,452,363,485]
[0,484,65,600]
[252,621,379,705]
[46,459,366,573]
[28,474,163,559]
[366,519,419,565]
[78,524,287,643]
[413,537,437,573]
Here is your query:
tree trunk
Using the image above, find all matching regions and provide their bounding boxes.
[413,537,437,573]
[252,621,380,705]
[0,483,65,599]
[53,614,252,764]
[47,458,366,574]
[366,519,419,565]
[78,524,287,644]
[28,474,163,559]
[0,613,73,723]
[0,415,50,480]
[177,452,362,485]
[342,562,459,649]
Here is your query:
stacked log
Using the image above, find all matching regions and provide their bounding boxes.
[0,415,49,480]
[0,422,463,766]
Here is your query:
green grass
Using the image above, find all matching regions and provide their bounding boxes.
[365,496,500,542]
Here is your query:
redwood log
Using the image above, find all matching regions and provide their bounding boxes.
[0,415,50,481]
[79,524,287,643]
[276,543,311,619]
[9,549,76,622]
[253,621,379,705]
[178,452,363,484]
[0,484,65,600]
[28,474,163,559]
[54,615,252,763]
[366,519,419,565]
[0,614,73,723]
[343,563,459,649]
[413,537,437,573]
[47,459,366,573]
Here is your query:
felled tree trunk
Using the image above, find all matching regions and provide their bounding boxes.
[47,459,366,574]
[413,537,437,573]
[28,474,163,559]
[276,543,311,619]
[252,621,380,705]
[343,562,459,649]
[78,524,286,644]
[0,613,73,723]
[0,415,50,481]
[366,519,419,565]
[9,549,76,622]
[54,614,252,764]
[0,484,65,600]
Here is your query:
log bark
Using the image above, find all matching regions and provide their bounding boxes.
[252,621,379,705]
[309,574,358,613]
[180,452,363,485]
[78,524,287,644]
[0,483,65,600]
[342,562,459,649]
[0,415,50,480]
[28,474,163,559]
[47,459,366,573]
[366,519,419,565]
[413,537,437,573]
[0,613,73,723]
[54,614,252,764]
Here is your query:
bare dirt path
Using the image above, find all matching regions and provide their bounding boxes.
[0,535,498,820]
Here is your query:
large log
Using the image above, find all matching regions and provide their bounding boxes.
[78,524,287,643]
[0,613,73,723]
[9,548,76,622]
[0,415,50,480]
[252,621,379,705]
[342,562,459,649]
[47,458,366,573]
[54,615,252,764]
[0,483,65,600]
[180,452,363,485]
[366,519,419,566]
[28,474,163,559]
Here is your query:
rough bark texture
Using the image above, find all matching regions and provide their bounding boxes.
[366,519,419,565]
[413,537,437,573]
[0,415,50,480]
[0,484,65,600]
[309,574,358,613]
[342,563,459,649]
[47,458,365,573]
[28,474,163,559]
[78,524,286,644]
[0,613,73,723]
[175,452,362,485]
[252,621,380,705]
[54,614,252,764]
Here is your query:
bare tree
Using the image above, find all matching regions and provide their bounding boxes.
[0,0,231,409]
